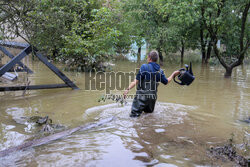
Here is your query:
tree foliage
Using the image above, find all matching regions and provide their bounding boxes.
[0,0,124,71]
[59,5,121,71]
[200,0,249,76]
[122,0,249,76]
[0,0,249,76]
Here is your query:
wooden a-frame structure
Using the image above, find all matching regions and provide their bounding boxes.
[0,40,79,91]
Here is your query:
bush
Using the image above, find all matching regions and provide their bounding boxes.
[58,7,121,71]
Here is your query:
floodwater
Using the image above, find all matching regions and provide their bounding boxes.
[0,60,249,167]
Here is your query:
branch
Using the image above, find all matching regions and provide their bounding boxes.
[229,3,250,68]
[212,40,229,69]
[0,3,9,6]
[231,40,250,68]
[0,117,115,157]
[240,2,250,51]
[215,0,225,34]
[201,4,216,39]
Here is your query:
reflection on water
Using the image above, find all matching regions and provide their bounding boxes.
[0,61,250,166]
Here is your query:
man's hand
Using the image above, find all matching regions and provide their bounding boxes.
[173,70,180,77]
[123,79,138,98]
[123,89,129,98]
[167,70,181,83]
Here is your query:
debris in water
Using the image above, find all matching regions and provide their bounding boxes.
[98,94,127,106]
[240,117,250,124]
[208,134,249,167]
[15,116,65,134]
[0,117,115,157]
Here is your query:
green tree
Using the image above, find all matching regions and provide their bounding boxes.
[60,6,121,71]
[156,0,200,64]
[124,0,201,65]
[122,0,147,63]
[198,2,213,64]
[0,0,36,41]
[0,0,126,71]
[123,0,171,65]
[112,1,134,57]
[201,0,249,76]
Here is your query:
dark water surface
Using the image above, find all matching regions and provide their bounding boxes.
[0,61,249,166]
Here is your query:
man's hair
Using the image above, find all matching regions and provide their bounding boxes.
[148,50,159,62]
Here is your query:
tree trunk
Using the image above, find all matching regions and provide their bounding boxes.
[137,47,141,63]
[159,50,163,66]
[206,2,249,77]
[205,40,212,64]
[225,67,232,77]
[158,50,163,66]
[157,46,163,66]
[181,40,185,65]
[200,25,206,64]
[157,39,164,66]
[0,117,115,157]
[146,41,150,55]
[200,6,206,64]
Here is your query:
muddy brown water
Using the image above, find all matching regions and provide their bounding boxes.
[0,60,249,167]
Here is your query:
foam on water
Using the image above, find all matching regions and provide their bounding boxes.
[85,101,197,124]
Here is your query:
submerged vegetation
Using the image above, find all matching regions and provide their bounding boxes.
[0,0,249,75]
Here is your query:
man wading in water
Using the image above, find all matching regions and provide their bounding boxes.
[123,50,180,117]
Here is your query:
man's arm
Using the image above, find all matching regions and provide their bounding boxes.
[167,71,180,84]
[123,79,139,97]
[160,70,180,85]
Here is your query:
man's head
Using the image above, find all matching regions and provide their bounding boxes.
[147,50,159,63]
